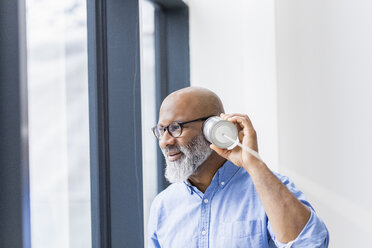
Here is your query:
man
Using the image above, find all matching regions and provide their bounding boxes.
[148,87,329,248]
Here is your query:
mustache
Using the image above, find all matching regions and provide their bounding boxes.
[162,145,182,154]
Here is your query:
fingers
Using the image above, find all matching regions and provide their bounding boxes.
[220,113,256,136]
[220,113,254,126]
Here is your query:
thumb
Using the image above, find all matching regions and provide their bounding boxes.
[210,144,230,159]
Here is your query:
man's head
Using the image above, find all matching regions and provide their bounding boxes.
[155,87,224,183]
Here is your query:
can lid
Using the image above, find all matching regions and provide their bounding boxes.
[209,120,238,149]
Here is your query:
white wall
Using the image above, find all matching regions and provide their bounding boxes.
[189,0,372,247]
[276,1,372,247]
[189,0,279,171]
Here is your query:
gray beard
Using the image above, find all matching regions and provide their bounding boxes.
[162,134,213,183]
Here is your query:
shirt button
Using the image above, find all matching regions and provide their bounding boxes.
[221,181,225,186]
[201,230,207,235]
[204,199,209,204]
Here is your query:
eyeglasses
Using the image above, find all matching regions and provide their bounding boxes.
[151,116,212,139]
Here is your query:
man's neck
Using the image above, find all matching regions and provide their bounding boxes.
[188,152,226,193]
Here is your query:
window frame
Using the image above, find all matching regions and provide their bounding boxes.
[87,0,144,247]
[150,0,191,191]
[0,0,31,247]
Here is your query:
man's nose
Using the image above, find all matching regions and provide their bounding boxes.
[159,130,177,149]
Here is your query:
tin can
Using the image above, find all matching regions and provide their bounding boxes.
[203,116,238,149]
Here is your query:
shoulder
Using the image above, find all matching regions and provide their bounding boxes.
[150,182,186,212]
[148,183,183,228]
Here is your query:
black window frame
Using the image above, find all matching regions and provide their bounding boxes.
[87,0,190,245]
[150,0,191,191]
[87,0,144,247]
[0,0,31,247]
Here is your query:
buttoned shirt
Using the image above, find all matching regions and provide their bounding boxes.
[148,161,329,248]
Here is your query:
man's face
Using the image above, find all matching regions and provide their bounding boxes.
[158,110,212,183]
[157,91,215,183]
[161,132,212,183]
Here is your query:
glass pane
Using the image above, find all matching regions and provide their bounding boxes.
[26,0,91,247]
[139,1,157,247]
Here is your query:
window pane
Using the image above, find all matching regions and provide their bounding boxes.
[26,0,91,247]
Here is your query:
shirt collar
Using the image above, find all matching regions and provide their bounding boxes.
[184,180,194,194]
[183,160,240,195]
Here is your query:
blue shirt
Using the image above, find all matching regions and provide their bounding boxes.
[148,161,329,248]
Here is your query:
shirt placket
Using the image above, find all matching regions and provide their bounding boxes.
[198,177,218,248]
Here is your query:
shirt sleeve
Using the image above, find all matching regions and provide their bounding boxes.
[267,173,330,248]
[148,197,161,248]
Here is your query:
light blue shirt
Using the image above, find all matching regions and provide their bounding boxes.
[148,161,329,248]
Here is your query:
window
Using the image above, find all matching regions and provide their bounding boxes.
[26,0,91,247]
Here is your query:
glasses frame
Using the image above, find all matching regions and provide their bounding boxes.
[151,116,213,139]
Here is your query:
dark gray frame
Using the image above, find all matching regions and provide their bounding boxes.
[87,0,190,246]
[150,0,191,191]
[87,0,144,247]
[0,0,31,247]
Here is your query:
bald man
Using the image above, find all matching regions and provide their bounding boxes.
[148,87,329,248]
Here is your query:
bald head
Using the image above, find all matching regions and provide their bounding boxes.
[159,87,224,124]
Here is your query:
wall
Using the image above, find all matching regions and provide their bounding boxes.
[188,0,279,171]
[276,0,372,247]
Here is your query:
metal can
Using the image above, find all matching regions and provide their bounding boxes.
[203,116,238,149]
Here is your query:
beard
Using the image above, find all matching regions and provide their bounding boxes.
[162,134,213,183]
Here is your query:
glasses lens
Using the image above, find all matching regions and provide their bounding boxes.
[152,126,161,139]
[168,122,182,137]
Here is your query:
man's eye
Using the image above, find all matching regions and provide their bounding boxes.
[169,124,181,132]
